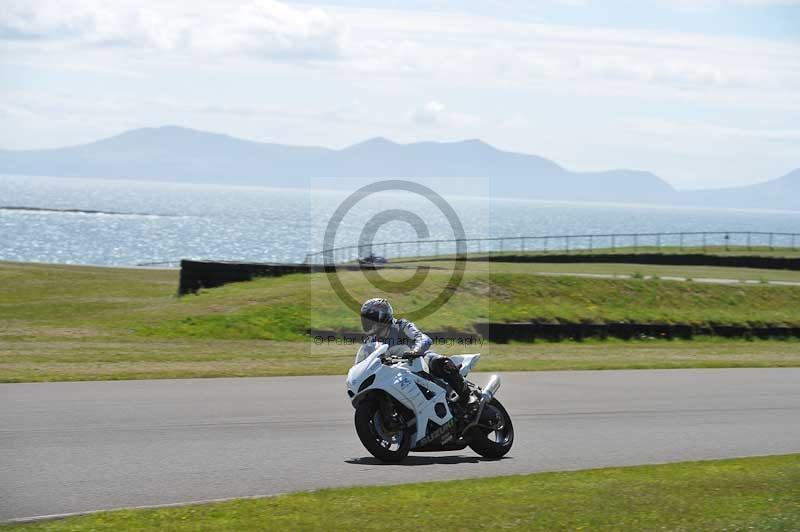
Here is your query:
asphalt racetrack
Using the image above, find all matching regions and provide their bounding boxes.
[2,368,800,522]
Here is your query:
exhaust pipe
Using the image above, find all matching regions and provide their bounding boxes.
[481,374,501,402]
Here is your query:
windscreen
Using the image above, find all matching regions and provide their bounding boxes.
[355,342,377,365]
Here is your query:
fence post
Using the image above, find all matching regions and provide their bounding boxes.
[611,235,615,252]
[656,233,661,249]
[769,233,774,250]
[747,232,751,251]
[566,236,570,253]
[724,233,730,251]
[589,235,593,252]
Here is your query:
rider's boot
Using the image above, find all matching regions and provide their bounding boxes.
[433,357,480,416]
[447,372,479,416]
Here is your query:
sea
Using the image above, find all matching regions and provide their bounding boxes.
[1,174,799,267]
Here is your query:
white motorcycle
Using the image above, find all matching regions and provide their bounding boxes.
[346,342,514,462]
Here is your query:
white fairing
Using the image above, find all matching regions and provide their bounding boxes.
[448,354,480,377]
[346,345,488,446]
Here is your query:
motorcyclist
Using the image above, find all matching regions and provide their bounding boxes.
[360,297,476,409]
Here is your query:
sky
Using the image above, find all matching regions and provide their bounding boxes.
[0,0,798,189]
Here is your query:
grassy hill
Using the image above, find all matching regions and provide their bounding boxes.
[1,260,799,381]
[3,260,800,342]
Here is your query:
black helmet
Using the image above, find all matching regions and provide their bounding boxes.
[360,298,394,336]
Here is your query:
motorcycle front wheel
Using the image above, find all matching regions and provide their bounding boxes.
[468,397,514,459]
[354,398,412,462]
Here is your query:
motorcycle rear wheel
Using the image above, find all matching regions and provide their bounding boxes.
[468,397,514,459]
[354,399,412,462]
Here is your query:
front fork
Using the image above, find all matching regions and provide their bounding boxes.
[378,396,406,433]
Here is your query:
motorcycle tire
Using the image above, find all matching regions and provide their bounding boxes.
[354,399,412,463]
[468,397,514,459]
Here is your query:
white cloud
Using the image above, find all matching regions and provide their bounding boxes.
[0,0,187,49]
[194,0,346,59]
[629,118,800,142]
[410,100,445,124]
[660,0,800,9]
[321,6,799,106]
[152,97,382,126]
[1,0,120,41]
[408,100,480,127]
[499,114,531,128]
[2,1,797,95]
[553,0,589,6]
[1,1,798,186]
[0,103,36,120]
[0,0,346,59]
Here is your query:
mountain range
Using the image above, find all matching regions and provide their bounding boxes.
[0,125,797,210]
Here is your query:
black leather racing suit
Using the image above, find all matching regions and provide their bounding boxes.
[365,319,471,403]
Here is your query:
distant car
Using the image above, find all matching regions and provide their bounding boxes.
[358,254,388,265]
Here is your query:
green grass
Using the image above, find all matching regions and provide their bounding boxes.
[4,261,800,340]
[3,337,799,382]
[405,259,800,283]
[3,260,800,381]
[6,454,799,531]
